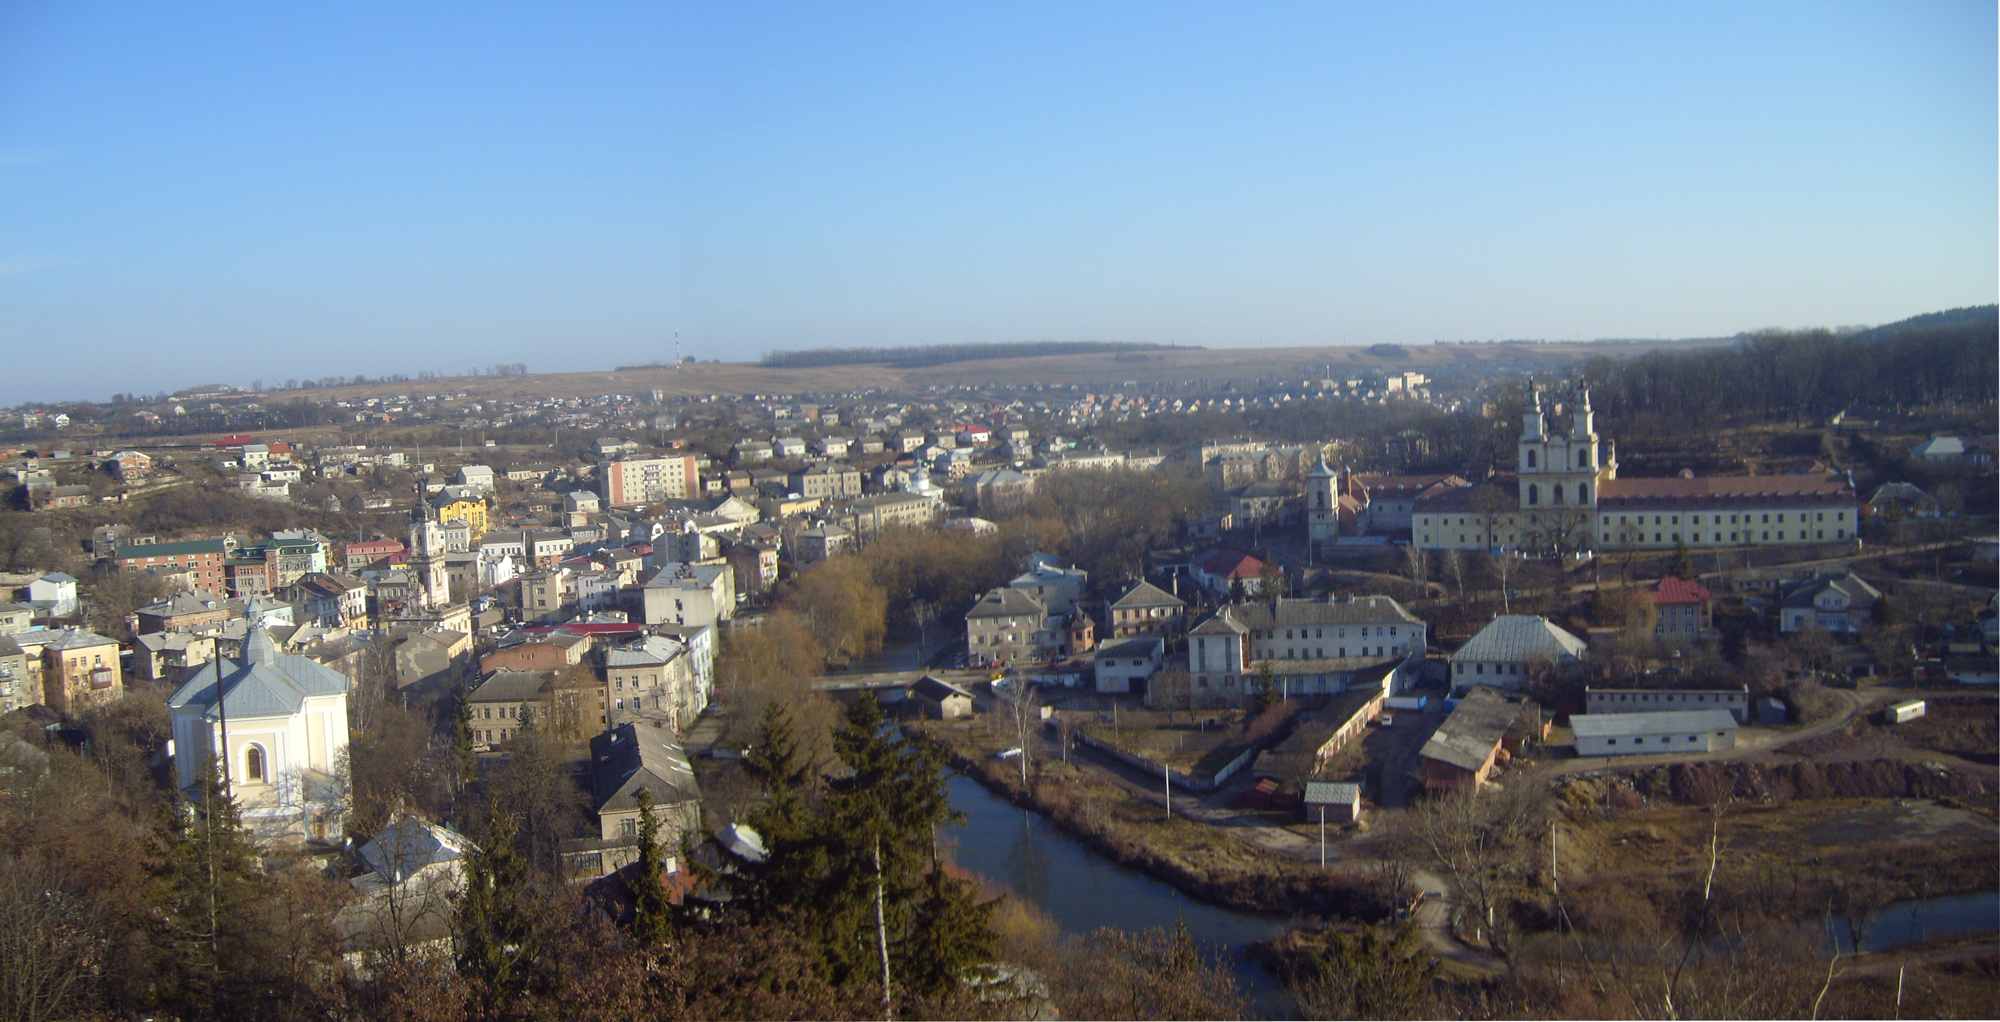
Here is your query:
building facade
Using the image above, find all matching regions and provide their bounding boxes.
[599,454,700,507]
[1413,385,1858,555]
[118,537,234,596]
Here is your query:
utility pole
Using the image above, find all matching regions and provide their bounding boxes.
[1319,805,1326,868]
[1164,767,1171,821]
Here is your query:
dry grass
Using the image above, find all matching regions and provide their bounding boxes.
[1068,708,1251,776]
[261,335,1726,405]
[1560,798,1999,930]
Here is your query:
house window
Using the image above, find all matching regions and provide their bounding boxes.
[245,745,265,783]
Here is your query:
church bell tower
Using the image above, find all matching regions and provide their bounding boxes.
[408,482,449,608]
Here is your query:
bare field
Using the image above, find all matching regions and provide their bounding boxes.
[270,337,1736,404]
[1568,797,2000,922]
[1783,695,1999,767]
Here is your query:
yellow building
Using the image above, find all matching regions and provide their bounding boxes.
[37,627,124,715]
[437,498,489,541]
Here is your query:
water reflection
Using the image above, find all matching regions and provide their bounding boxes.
[1000,807,1053,904]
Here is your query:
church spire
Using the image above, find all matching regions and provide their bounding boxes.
[1522,379,1547,441]
[411,479,437,524]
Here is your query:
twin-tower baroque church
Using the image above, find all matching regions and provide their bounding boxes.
[1308,384,1858,556]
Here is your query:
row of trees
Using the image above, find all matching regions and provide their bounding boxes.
[758,341,1195,369]
[1582,314,1998,437]
[758,465,1222,672]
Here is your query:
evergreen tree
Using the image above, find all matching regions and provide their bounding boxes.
[708,694,999,1009]
[743,701,814,842]
[627,788,674,949]
[732,701,820,916]
[450,682,477,789]
[901,863,998,1000]
[1669,539,1694,583]
[454,807,542,1015]
[815,692,994,1005]
[148,763,266,1021]
[1247,662,1278,719]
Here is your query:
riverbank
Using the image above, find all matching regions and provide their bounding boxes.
[913,720,1393,923]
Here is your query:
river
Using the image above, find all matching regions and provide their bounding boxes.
[942,774,1298,1019]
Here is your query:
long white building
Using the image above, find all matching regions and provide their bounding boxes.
[1571,709,1739,757]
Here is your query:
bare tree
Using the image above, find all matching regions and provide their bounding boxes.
[349,817,462,970]
[1402,544,1429,589]
[1005,680,1041,788]
[1490,550,1525,614]
[1402,782,1552,960]
[0,855,112,1022]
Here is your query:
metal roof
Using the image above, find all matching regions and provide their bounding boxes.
[1420,686,1525,773]
[1451,615,1586,664]
[1303,781,1360,805]
[1570,709,1739,739]
[1110,579,1183,610]
[1229,594,1422,629]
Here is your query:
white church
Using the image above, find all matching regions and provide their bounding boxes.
[167,626,352,844]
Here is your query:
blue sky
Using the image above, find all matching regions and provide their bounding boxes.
[1,2,1993,404]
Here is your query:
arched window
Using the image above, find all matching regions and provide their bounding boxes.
[245,745,265,783]
[1526,450,1537,468]
[1577,483,1589,504]
[1552,484,1565,504]
[1578,449,1591,468]
[1526,484,1539,505]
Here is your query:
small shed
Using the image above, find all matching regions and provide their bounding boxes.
[1303,781,1362,824]
[910,675,975,720]
[1756,696,1788,724]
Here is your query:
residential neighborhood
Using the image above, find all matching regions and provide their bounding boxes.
[2,273,1995,1022]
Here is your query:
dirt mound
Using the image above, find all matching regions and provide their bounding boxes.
[1602,759,1991,807]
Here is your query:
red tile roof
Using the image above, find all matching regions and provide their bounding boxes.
[1596,473,1851,510]
[1652,576,1713,606]
[1200,549,1266,579]
[1350,473,1469,500]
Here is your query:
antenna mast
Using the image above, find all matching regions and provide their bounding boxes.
[674,329,681,398]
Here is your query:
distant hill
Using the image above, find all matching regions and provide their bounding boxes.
[1853,305,1997,343]
[757,340,1200,369]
